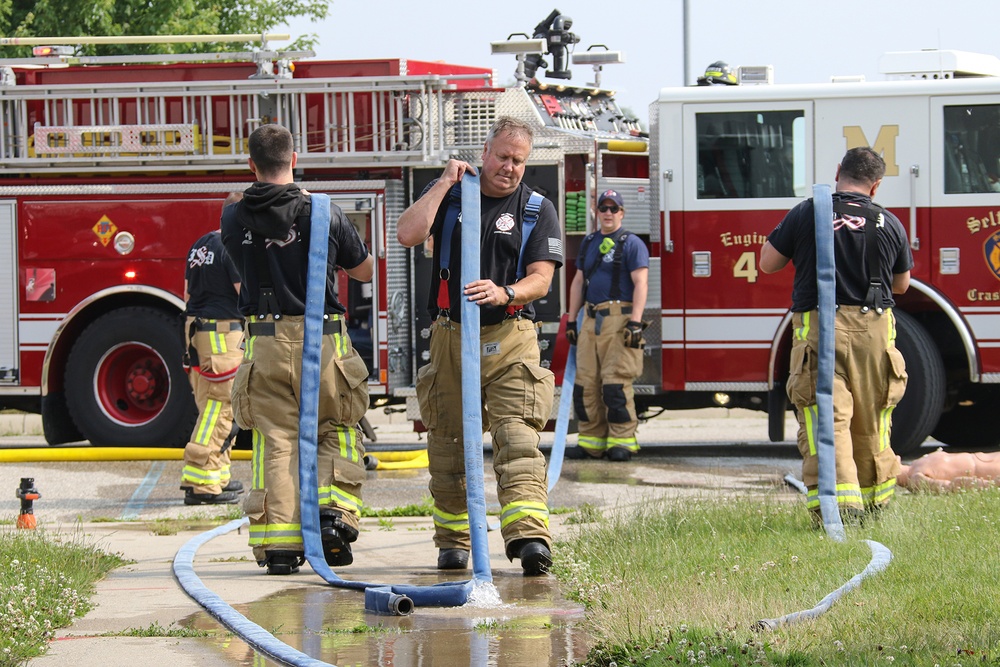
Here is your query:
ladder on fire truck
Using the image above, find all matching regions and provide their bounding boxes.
[0,33,494,174]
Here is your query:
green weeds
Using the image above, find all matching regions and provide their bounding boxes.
[554,488,1000,666]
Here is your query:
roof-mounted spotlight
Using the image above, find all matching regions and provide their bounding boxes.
[572,45,625,88]
[491,34,546,87]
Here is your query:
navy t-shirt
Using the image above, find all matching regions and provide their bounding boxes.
[221,187,369,317]
[184,230,242,320]
[424,180,563,325]
[767,191,913,312]
[576,229,649,303]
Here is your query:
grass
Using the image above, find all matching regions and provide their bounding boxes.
[361,497,434,517]
[0,528,128,666]
[553,486,1000,666]
[103,621,210,638]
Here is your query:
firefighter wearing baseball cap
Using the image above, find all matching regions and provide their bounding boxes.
[565,189,650,461]
[180,195,246,505]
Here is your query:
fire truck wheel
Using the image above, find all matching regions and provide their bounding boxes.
[64,307,197,448]
[890,309,945,456]
[930,385,1000,449]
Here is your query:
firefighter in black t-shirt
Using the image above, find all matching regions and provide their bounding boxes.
[180,193,245,506]
[760,146,913,523]
[397,116,563,576]
[221,124,374,575]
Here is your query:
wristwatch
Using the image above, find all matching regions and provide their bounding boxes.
[502,285,516,306]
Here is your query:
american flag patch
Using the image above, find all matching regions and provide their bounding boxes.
[548,237,563,256]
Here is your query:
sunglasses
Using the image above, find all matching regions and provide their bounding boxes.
[598,205,621,213]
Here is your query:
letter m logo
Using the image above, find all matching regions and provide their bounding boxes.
[843,125,900,177]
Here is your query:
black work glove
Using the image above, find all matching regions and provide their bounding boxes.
[623,320,648,349]
[565,320,578,346]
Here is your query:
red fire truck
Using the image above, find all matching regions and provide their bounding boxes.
[0,39,644,448]
[641,50,1000,454]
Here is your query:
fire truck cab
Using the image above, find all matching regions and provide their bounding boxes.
[645,49,1000,454]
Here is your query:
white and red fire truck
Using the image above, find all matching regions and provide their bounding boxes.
[641,50,1000,454]
[0,38,644,448]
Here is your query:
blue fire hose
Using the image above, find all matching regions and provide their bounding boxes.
[457,174,494,581]
[548,312,582,492]
[812,184,845,542]
[295,188,490,613]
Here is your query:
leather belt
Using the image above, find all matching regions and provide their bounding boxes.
[194,320,243,333]
[586,304,632,318]
[248,319,344,337]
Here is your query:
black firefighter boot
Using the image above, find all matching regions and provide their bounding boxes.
[319,508,359,567]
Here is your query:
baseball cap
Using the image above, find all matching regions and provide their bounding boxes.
[598,189,624,208]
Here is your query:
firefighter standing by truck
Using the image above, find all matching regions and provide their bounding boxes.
[760,146,912,523]
[397,116,562,576]
[180,192,245,505]
[222,124,374,575]
[565,189,649,462]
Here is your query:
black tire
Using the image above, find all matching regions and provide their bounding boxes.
[931,385,1000,449]
[768,381,787,442]
[891,309,945,456]
[64,307,197,447]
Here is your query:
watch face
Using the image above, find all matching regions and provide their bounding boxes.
[505,286,515,304]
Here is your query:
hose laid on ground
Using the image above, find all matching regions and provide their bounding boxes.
[753,539,892,631]
[173,517,335,667]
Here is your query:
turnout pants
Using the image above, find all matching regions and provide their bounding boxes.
[232,315,369,562]
[786,307,907,515]
[182,318,243,495]
[574,301,644,457]
[416,317,555,557]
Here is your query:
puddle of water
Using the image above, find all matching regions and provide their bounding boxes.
[186,572,591,666]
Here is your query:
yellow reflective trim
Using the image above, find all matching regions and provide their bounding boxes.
[879,406,895,451]
[323,485,362,514]
[433,506,470,532]
[607,436,638,452]
[500,500,550,529]
[795,311,811,340]
[578,436,606,453]
[802,404,818,456]
[337,425,359,464]
[194,399,222,445]
[209,330,227,354]
[181,466,223,485]
[252,428,265,489]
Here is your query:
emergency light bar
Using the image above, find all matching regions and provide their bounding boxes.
[737,65,773,85]
[571,50,625,66]
[489,38,546,55]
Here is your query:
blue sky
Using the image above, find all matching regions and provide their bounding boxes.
[279,0,1000,126]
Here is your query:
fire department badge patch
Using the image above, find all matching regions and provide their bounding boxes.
[495,213,515,233]
[985,230,1000,281]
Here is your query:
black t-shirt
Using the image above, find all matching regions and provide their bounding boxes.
[424,180,563,325]
[220,185,369,317]
[767,191,913,311]
[184,230,242,320]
